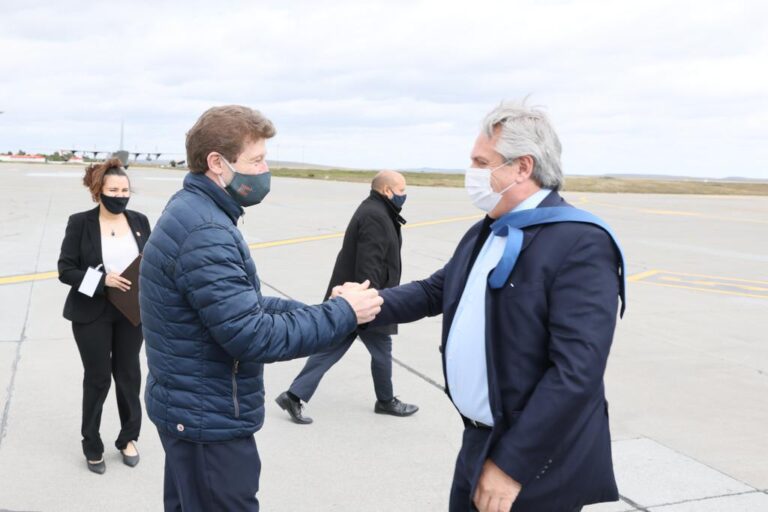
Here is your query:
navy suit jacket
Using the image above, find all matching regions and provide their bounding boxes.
[375,191,621,510]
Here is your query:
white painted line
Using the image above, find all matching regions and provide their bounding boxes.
[25,172,82,178]
[24,173,184,181]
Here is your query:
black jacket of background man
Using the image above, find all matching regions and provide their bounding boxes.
[324,190,406,334]
[58,206,151,324]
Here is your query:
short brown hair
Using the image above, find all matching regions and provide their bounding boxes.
[83,158,128,202]
[186,105,276,174]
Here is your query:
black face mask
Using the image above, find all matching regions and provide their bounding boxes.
[101,195,129,214]
[391,193,407,209]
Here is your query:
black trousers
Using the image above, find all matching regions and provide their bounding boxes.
[288,329,393,403]
[159,430,261,512]
[450,427,492,512]
[71,303,143,460]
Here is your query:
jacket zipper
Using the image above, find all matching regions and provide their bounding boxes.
[232,360,240,418]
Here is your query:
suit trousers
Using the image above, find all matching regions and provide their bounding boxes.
[71,302,143,460]
[159,430,261,512]
[449,427,583,512]
[289,329,394,403]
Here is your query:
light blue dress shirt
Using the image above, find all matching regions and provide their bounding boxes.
[445,188,552,425]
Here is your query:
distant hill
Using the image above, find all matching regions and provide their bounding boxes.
[402,169,768,182]
[268,160,354,171]
[719,176,768,183]
[404,167,464,174]
[594,173,768,183]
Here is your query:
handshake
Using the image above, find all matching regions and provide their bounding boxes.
[332,280,384,324]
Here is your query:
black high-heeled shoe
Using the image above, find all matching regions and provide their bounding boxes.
[86,458,106,474]
[121,441,140,467]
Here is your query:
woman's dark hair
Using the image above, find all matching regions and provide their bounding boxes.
[83,158,129,202]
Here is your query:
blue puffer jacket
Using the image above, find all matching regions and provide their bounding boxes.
[140,172,357,442]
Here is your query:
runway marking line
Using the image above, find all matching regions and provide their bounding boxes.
[579,198,768,225]
[0,214,483,285]
[629,269,768,299]
[0,271,59,285]
[639,209,704,217]
[2,215,763,301]
[246,214,481,250]
[627,269,661,282]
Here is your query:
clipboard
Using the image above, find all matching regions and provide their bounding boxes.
[106,254,142,327]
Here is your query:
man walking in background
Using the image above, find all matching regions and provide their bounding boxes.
[276,170,418,424]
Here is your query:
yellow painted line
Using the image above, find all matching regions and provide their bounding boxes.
[0,271,58,285]
[245,214,482,250]
[653,270,768,286]
[630,270,768,299]
[639,209,704,217]
[0,214,484,286]
[583,199,768,225]
[405,214,482,229]
[626,269,660,282]
[248,233,343,250]
[634,281,768,300]
[657,275,768,292]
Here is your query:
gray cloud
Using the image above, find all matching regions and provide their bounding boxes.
[0,0,766,177]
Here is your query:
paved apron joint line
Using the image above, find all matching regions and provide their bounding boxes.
[0,194,53,449]
[618,494,649,512]
[0,214,483,286]
[646,489,765,509]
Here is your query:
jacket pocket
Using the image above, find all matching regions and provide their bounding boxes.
[231,360,240,418]
[499,279,546,299]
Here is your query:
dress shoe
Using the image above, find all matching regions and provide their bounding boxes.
[275,391,313,424]
[121,441,140,467]
[86,458,106,475]
[374,397,419,417]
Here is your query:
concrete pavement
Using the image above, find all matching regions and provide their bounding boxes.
[0,162,766,511]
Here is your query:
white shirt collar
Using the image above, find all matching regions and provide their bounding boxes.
[511,188,553,213]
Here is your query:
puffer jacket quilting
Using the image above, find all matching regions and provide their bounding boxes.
[140,172,356,442]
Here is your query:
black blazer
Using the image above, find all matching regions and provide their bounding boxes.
[324,191,405,334]
[375,191,622,511]
[58,206,151,324]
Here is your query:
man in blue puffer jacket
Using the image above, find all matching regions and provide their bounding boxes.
[139,105,383,511]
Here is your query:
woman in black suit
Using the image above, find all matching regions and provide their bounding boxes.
[58,158,151,474]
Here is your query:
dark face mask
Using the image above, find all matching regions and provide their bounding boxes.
[391,193,407,209]
[222,159,271,207]
[101,195,129,214]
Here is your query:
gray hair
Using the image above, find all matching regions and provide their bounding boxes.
[481,100,564,190]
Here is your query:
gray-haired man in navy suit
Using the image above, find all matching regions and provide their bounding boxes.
[337,101,625,512]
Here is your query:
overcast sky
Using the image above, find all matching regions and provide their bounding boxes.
[1,0,766,178]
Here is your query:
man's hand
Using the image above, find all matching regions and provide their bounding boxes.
[473,460,522,512]
[331,280,370,299]
[336,281,383,324]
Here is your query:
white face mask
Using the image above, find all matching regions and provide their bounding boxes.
[465,162,516,212]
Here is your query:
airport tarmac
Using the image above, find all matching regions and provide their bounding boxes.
[0,162,766,511]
